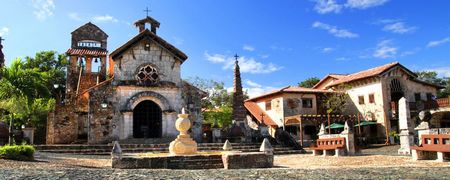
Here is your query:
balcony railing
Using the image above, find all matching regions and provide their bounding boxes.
[409,98,450,110]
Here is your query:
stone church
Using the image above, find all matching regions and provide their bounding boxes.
[47,16,206,144]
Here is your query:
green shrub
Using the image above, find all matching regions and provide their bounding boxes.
[0,144,35,161]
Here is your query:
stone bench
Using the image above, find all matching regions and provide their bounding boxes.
[311,137,346,156]
[411,134,450,162]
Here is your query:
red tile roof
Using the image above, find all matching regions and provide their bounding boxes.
[312,74,347,89]
[246,86,333,102]
[244,101,278,126]
[328,61,401,87]
[66,48,108,56]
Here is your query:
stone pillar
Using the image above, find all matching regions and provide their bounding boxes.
[340,121,355,156]
[212,128,222,143]
[22,128,35,144]
[122,112,133,139]
[398,97,414,155]
[318,123,326,138]
[232,57,247,141]
[414,121,430,145]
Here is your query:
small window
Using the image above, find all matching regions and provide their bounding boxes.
[358,96,365,105]
[369,94,375,104]
[302,98,313,108]
[265,100,272,110]
[426,93,433,101]
[414,93,421,102]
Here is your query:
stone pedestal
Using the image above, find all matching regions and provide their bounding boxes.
[398,97,414,155]
[340,121,355,156]
[22,128,35,144]
[169,111,197,155]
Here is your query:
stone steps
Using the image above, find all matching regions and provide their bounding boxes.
[35,143,304,155]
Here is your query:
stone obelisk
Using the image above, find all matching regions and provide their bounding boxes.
[232,54,246,126]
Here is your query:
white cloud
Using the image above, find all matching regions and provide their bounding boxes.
[204,52,227,63]
[270,45,293,51]
[246,80,262,88]
[0,27,9,36]
[313,0,388,14]
[336,57,349,61]
[322,47,335,53]
[373,40,397,59]
[427,37,450,48]
[204,52,282,74]
[68,12,82,21]
[32,0,55,21]
[173,37,184,45]
[382,22,416,34]
[312,21,359,38]
[92,15,118,23]
[243,45,255,52]
[260,54,270,59]
[425,67,450,77]
[314,0,343,14]
[346,0,389,9]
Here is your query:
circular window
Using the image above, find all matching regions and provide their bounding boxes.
[136,65,159,86]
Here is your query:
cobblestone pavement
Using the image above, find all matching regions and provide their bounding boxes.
[0,146,449,179]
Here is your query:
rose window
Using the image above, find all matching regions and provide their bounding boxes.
[136,65,159,86]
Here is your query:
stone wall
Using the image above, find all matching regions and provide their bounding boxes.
[88,82,115,144]
[46,105,79,144]
[113,40,181,86]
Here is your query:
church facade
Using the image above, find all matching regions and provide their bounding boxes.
[46,16,205,144]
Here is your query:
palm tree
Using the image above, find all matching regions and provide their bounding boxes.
[0,59,51,144]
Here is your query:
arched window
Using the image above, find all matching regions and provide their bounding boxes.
[136,65,159,86]
[390,79,403,92]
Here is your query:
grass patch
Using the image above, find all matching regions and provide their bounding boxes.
[0,144,35,161]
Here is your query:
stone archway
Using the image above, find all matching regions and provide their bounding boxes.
[133,100,162,138]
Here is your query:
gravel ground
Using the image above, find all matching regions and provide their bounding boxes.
[0,145,449,179]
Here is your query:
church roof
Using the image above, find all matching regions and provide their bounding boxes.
[109,29,188,62]
[71,22,108,37]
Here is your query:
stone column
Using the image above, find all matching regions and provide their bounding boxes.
[122,112,133,139]
[212,128,222,143]
[22,128,35,144]
[340,121,355,156]
[398,97,414,155]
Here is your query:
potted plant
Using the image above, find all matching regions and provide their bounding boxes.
[389,131,399,144]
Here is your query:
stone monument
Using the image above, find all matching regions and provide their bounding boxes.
[340,121,355,156]
[169,108,198,155]
[398,97,414,155]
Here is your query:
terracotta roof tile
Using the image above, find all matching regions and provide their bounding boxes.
[328,61,400,87]
[244,101,278,126]
[66,48,108,56]
[246,86,332,101]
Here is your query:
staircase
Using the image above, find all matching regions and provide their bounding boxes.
[35,143,304,155]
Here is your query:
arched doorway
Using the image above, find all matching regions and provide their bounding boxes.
[133,100,162,138]
[390,79,404,133]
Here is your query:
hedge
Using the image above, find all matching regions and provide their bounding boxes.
[0,144,35,161]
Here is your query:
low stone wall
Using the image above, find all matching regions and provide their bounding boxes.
[112,152,274,169]
[222,152,273,169]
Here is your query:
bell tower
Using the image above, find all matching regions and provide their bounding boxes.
[65,22,108,104]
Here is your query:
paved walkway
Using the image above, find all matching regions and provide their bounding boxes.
[0,145,449,179]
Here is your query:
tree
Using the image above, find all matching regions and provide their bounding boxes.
[186,76,249,128]
[298,77,320,88]
[415,71,450,98]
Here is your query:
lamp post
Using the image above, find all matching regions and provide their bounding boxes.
[8,113,14,145]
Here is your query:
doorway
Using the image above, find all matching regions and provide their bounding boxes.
[133,100,162,138]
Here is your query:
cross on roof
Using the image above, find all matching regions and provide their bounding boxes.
[234,54,239,61]
[0,37,4,44]
[144,7,151,17]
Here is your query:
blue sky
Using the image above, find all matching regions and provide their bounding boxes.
[1,0,450,97]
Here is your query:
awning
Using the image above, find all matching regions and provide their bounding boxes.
[325,123,344,129]
[354,121,377,127]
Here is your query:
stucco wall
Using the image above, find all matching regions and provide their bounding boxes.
[347,80,385,124]
[256,97,284,126]
[282,93,317,116]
